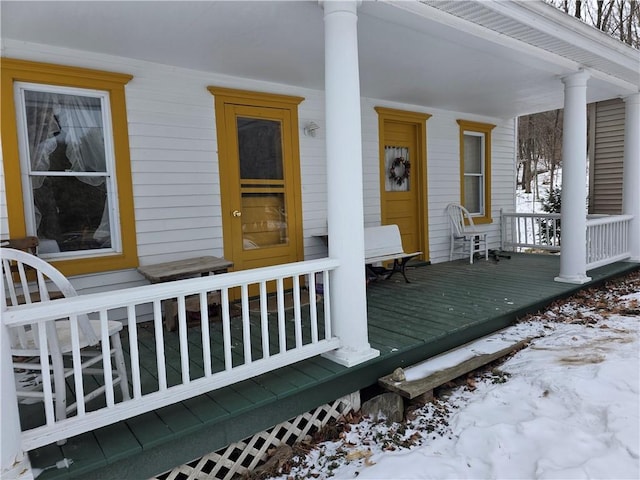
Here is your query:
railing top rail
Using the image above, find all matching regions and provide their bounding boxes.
[586,214,633,227]
[501,212,561,219]
[2,257,339,327]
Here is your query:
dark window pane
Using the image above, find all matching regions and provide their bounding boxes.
[237,117,283,180]
[33,174,110,252]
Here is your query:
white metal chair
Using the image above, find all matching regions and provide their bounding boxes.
[1,247,130,425]
[446,204,488,264]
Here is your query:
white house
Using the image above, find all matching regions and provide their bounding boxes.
[1,1,639,478]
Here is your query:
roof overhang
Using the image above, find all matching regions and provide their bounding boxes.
[1,0,638,119]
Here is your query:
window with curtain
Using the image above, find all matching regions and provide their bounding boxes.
[457,119,495,224]
[1,58,137,276]
[15,84,118,256]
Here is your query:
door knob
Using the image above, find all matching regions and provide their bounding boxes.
[232,210,242,217]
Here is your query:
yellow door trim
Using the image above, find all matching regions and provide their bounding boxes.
[208,86,304,108]
[375,106,432,261]
[209,86,305,272]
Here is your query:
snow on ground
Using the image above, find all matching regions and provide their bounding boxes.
[267,274,640,480]
[516,170,556,213]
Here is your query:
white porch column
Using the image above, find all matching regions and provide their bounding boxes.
[320,0,379,367]
[1,304,33,478]
[556,70,591,284]
[623,93,640,261]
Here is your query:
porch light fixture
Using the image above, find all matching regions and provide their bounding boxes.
[303,121,320,137]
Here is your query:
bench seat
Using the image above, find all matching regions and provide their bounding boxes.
[364,225,421,283]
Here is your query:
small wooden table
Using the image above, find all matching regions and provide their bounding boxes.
[138,256,233,330]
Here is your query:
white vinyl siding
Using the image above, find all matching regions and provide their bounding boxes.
[589,99,625,215]
[0,39,516,291]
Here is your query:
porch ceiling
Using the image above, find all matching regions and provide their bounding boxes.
[2,0,638,119]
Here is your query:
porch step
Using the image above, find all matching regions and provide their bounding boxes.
[378,328,532,399]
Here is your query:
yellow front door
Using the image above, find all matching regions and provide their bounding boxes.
[376,107,431,259]
[212,88,304,273]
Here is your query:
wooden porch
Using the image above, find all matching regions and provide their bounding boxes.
[29,253,638,480]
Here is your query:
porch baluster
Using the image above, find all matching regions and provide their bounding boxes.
[309,273,319,344]
[153,300,168,391]
[259,281,270,359]
[200,292,213,377]
[240,284,252,364]
[323,270,332,339]
[293,275,303,349]
[177,295,190,384]
[127,305,142,399]
[100,310,116,406]
[69,316,86,416]
[276,278,286,354]
[37,321,55,426]
[221,287,233,371]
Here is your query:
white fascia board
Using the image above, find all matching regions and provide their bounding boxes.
[382,0,582,71]
[382,0,638,93]
[484,0,640,73]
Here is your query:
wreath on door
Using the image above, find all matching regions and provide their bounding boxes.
[388,157,411,186]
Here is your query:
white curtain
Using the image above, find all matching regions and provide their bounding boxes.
[25,89,111,244]
[26,90,106,185]
[59,93,107,186]
[25,91,60,188]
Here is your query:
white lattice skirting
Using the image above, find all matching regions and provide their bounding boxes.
[153,391,360,480]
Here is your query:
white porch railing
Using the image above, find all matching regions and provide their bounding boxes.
[2,258,340,451]
[501,211,633,269]
[501,211,561,252]
[586,214,633,269]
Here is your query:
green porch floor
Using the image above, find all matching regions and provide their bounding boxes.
[30,254,638,480]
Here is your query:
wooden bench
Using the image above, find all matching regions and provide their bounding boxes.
[364,225,421,283]
[137,256,233,331]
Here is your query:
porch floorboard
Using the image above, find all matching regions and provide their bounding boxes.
[30,254,638,480]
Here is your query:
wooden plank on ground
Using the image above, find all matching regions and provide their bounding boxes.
[379,329,532,399]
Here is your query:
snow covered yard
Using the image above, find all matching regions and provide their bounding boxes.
[263,271,640,480]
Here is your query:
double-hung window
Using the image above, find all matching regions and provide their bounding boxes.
[1,59,137,276]
[457,119,495,224]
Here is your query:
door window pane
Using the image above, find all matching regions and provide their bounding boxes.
[384,145,410,192]
[18,85,115,254]
[237,117,283,180]
[241,193,288,249]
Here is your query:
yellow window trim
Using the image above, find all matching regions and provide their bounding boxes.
[456,119,496,225]
[1,58,138,276]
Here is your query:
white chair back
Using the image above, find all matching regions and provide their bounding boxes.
[446,203,476,237]
[1,247,99,347]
